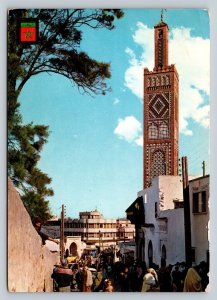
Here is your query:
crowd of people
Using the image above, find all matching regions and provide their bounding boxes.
[51,257,115,292]
[50,255,209,293]
[32,217,209,293]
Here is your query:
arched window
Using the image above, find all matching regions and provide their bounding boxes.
[69,242,78,256]
[148,240,153,267]
[147,77,151,87]
[161,244,167,260]
[162,76,166,86]
[149,123,158,139]
[159,122,169,138]
[152,150,166,177]
[166,75,170,85]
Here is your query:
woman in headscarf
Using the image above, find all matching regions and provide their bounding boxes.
[141,268,159,292]
[183,262,208,292]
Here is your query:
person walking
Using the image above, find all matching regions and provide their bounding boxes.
[141,268,158,292]
[158,259,172,292]
[130,263,145,292]
[51,259,73,292]
[119,266,130,292]
[93,266,104,292]
[183,261,209,292]
[82,265,93,292]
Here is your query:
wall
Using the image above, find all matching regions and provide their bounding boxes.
[8,179,58,292]
[138,175,185,267]
[160,208,185,265]
[189,176,209,264]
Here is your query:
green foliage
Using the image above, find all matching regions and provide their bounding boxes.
[8,9,124,222]
[9,9,124,96]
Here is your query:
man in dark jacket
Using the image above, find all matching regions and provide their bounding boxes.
[52,259,73,292]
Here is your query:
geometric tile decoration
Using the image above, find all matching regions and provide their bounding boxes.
[149,93,169,119]
[143,19,179,188]
[152,150,166,177]
[148,120,169,139]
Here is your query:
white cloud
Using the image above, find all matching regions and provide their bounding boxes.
[124,23,210,135]
[113,97,120,105]
[135,136,143,146]
[114,116,143,146]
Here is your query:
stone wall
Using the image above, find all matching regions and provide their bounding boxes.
[8,178,58,292]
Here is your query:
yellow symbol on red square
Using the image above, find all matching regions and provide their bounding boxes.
[20,22,37,42]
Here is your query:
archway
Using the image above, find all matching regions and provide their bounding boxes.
[161,244,167,265]
[69,242,78,256]
[148,240,153,267]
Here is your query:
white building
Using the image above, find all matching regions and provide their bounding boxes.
[189,175,209,265]
[127,175,185,267]
[44,210,135,253]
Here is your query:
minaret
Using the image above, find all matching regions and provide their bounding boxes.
[143,11,179,188]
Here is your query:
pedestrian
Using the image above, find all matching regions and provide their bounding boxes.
[158,259,172,292]
[183,261,209,292]
[93,266,104,292]
[71,264,82,292]
[82,264,93,292]
[130,263,145,291]
[141,268,158,292]
[33,217,59,246]
[103,279,114,292]
[172,262,184,292]
[51,259,73,292]
[119,266,130,292]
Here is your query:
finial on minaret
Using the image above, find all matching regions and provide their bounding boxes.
[161,9,167,22]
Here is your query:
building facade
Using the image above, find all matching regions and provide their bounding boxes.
[143,19,179,188]
[189,175,209,265]
[44,210,135,251]
[127,176,185,267]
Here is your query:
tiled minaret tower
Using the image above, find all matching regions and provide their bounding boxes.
[143,12,179,188]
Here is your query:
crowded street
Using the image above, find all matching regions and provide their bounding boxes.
[51,251,209,292]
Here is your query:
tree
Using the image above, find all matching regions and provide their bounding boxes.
[8,9,124,221]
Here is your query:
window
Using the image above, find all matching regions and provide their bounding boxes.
[161,245,167,260]
[159,123,169,138]
[201,191,207,212]
[192,191,207,214]
[149,123,158,139]
[147,77,151,87]
[193,193,199,213]
[191,248,196,263]
[155,202,158,218]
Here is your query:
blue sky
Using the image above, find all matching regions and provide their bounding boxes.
[19,9,210,219]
